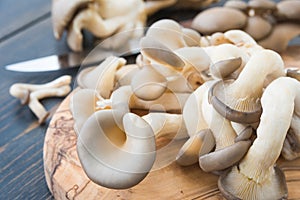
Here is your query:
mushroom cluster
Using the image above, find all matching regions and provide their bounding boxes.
[191,0,300,52]
[71,19,300,199]
[51,0,217,52]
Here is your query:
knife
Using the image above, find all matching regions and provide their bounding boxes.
[5,35,141,72]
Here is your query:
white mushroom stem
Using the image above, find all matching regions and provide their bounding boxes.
[29,85,71,123]
[142,113,188,139]
[202,88,237,150]
[239,77,300,183]
[183,81,214,137]
[224,50,285,112]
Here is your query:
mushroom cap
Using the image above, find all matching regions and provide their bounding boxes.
[210,57,242,79]
[258,23,300,52]
[175,47,211,73]
[145,19,186,50]
[131,64,167,101]
[76,56,126,98]
[286,68,300,82]
[140,37,185,70]
[191,7,247,35]
[244,16,273,41]
[248,0,277,10]
[276,0,300,21]
[208,80,262,124]
[176,129,215,166]
[199,140,251,172]
[181,28,201,47]
[218,165,288,200]
[77,110,156,189]
[224,0,248,11]
[234,126,253,143]
[70,89,99,133]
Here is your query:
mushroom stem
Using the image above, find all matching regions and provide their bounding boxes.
[29,85,71,124]
[219,77,299,200]
[240,77,300,180]
[202,86,237,150]
[224,50,285,112]
[142,112,188,139]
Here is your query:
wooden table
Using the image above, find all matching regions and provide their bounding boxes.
[0,0,299,199]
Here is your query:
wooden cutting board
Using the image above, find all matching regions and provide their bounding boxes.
[43,46,300,200]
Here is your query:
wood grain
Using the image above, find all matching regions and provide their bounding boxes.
[44,46,300,200]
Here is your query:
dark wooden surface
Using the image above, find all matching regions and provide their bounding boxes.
[0,0,298,199]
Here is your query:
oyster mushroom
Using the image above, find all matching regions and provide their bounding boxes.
[52,0,92,39]
[77,110,156,189]
[176,129,215,166]
[77,56,126,98]
[224,0,248,11]
[191,7,247,35]
[258,23,300,53]
[276,0,300,21]
[218,77,300,200]
[131,64,167,101]
[244,16,273,41]
[145,19,187,50]
[209,49,285,123]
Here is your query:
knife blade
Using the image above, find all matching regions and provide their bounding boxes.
[5,35,141,72]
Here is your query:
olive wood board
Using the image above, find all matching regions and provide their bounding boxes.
[44,46,300,200]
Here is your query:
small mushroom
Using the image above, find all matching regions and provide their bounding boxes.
[182,28,201,47]
[145,19,186,50]
[9,75,72,124]
[77,56,126,99]
[244,16,273,41]
[191,7,247,35]
[77,110,156,189]
[210,57,242,79]
[276,0,300,21]
[209,50,285,123]
[218,77,299,200]
[234,126,254,142]
[131,64,167,101]
[176,129,215,166]
[140,36,185,70]
[258,23,300,53]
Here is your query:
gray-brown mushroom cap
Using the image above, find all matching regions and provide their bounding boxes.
[208,80,262,124]
[287,68,300,81]
[218,165,288,200]
[210,57,242,79]
[140,37,185,69]
[199,140,251,172]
